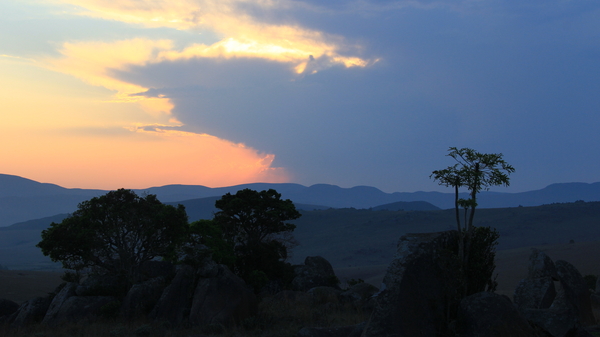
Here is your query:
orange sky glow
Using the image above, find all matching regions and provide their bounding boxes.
[0,0,369,189]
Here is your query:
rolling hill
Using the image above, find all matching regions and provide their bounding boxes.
[1,173,599,227]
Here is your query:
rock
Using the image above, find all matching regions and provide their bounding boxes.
[135,260,175,283]
[76,273,129,297]
[362,231,461,337]
[341,283,378,306]
[340,283,378,313]
[271,290,312,303]
[308,286,342,305]
[552,260,595,326]
[0,298,19,317]
[188,264,257,326]
[513,252,596,336]
[11,296,51,327]
[590,293,600,310]
[43,296,117,325]
[43,282,78,325]
[149,264,196,326]
[521,308,578,337]
[514,277,557,310]
[457,292,536,337]
[528,249,559,280]
[120,276,166,320]
[293,256,339,291]
[297,322,365,337]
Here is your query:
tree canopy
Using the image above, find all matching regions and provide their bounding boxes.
[431,147,515,233]
[212,188,301,290]
[37,189,188,281]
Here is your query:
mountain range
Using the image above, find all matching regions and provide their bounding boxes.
[1,173,599,228]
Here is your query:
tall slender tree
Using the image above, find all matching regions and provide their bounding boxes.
[431,147,514,262]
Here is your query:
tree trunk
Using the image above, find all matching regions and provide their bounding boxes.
[454,185,464,261]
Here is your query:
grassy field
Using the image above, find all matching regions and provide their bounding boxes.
[0,270,63,304]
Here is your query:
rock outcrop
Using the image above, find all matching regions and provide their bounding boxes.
[148,264,196,326]
[514,249,596,337]
[552,260,595,326]
[43,296,117,325]
[42,282,78,326]
[293,256,339,291]
[0,298,19,318]
[120,276,166,320]
[457,292,536,337]
[362,231,460,337]
[11,296,51,327]
[340,282,378,312]
[189,263,257,326]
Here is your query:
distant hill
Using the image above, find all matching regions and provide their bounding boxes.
[371,201,440,211]
[0,214,68,231]
[0,173,599,227]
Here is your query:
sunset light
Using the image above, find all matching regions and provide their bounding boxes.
[1,0,598,193]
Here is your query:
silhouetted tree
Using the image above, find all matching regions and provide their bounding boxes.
[431,147,514,260]
[212,188,301,291]
[37,189,188,282]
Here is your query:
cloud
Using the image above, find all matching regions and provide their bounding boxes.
[54,0,371,73]
[41,0,374,128]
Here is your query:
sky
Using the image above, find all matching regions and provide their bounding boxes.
[1,0,599,193]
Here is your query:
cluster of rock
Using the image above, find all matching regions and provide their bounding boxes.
[0,255,367,331]
[2,230,599,337]
[305,231,599,337]
[0,259,259,328]
[513,248,596,337]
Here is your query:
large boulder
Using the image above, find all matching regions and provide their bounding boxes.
[340,283,378,312]
[134,260,175,283]
[552,260,595,326]
[11,296,52,327]
[293,256,339,291]
[0,298,19,317]
[42,296,117,325]
[149,264,196,326]
[188,264,257,326]
[76,273,128,297]
[362,231,461,337]
[514,277,557,310]
[308,286,342,305]
[521,308,578,337]
[513,250,596,336]
[120,276,167,320]
[457,292,536,337]
[42,282,78,326]
[528,248,559,280]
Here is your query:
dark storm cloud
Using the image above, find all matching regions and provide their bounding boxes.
[109,0,600,192]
